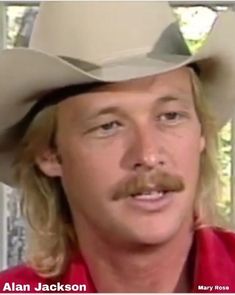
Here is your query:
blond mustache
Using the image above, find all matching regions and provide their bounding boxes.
[113,170,184,200]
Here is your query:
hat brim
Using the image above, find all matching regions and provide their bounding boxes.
[0,48,195,128]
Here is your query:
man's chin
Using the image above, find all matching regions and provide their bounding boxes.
[117,219,184,248]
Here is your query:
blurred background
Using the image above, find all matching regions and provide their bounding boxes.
[0,1,235,271]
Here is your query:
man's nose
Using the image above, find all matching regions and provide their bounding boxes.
[122,125,166,172]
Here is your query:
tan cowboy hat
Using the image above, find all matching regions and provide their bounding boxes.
[0,1,235,186]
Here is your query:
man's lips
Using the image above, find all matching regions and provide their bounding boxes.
[126,190,175,212]
[130,190,165,200]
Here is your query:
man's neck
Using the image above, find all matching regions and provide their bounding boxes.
[77,222,194,292]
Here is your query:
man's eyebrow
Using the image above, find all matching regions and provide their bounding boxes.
[156,95,192,108]
[86,106,124,120]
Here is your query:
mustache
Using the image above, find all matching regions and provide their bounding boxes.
[112,170,185,200]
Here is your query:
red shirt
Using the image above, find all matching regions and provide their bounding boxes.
[0,226,235,293]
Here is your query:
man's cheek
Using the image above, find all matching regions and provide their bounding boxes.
[176,147,201,177]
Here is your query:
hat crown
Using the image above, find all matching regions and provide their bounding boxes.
[29,2,184,65]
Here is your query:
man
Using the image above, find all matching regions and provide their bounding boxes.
[0,1,235,293]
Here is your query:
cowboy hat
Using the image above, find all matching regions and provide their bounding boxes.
[0,1,235,186]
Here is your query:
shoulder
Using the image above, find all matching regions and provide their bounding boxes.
[197,225,235,244]
[192,226,235,292]
[0,255,96,293]
[0,264,40,283]
[0,264,46,292]
[196,225,235,262]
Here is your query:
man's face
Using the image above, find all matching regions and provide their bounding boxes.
[41,67,205,246]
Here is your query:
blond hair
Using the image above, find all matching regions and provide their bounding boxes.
[14,69,222,277]
[189,69,222,226]
[15,105,77,277]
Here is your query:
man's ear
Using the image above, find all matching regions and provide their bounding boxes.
[35,149,62,177]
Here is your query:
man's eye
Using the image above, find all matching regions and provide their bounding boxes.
[100,121,121,131]
[158,112,186,124]
[88,121,123,137]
